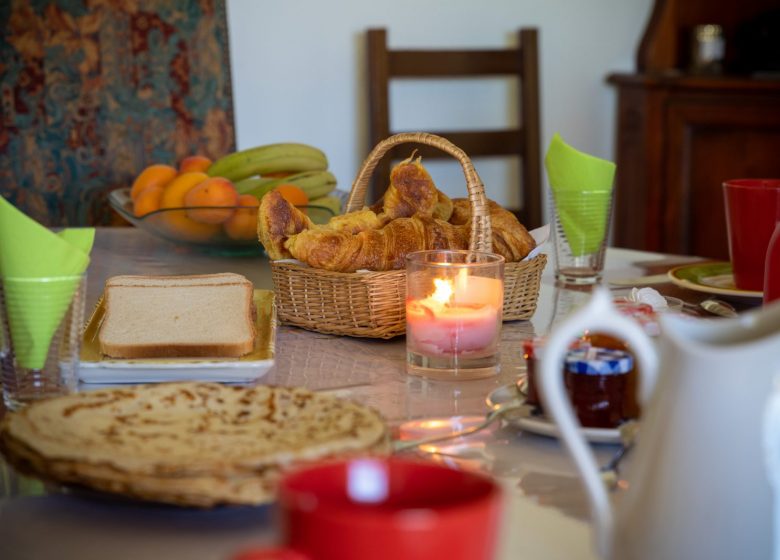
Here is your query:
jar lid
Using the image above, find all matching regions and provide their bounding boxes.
[565,347,633,375]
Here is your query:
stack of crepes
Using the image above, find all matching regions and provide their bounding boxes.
[0,197,94,369]
[544,133,616,256]
[0,382,390,507]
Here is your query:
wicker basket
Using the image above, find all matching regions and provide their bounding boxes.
[270,132,547,338]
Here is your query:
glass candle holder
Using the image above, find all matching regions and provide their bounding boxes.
[405,250,504,380]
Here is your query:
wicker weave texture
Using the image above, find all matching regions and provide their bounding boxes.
[270,133,547,338]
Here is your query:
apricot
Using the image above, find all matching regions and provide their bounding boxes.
[274,184,309,206]
[160,172,209,209]
[184,177,239,224]
[179,155,212,173]
[155,172,221,241]
[130,164,177,201]
[223,194,260,240]
[133,184,164,217]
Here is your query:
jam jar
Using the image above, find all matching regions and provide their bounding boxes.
[564,347,634,428]
[576,331,641,420]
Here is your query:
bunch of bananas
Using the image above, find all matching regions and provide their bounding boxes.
[207,143,340,212]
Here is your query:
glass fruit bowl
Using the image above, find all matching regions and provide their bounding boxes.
[109,188,336,256]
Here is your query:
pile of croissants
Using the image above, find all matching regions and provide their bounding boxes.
[257,156,536,273]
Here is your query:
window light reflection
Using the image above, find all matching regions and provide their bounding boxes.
[347,459,388,504]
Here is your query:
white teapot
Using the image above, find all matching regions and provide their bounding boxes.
[538,288,780,560]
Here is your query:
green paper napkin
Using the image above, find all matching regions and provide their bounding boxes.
[0,197,93,369]
[544,133,616,255]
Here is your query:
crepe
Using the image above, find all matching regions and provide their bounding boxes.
[0,382,389,507]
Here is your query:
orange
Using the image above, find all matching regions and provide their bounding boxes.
[160,172,209,209]
[133,184,164,217]
[179,155,213,174]
[274,184,309,206]
[223,194,261,240]
[184,177,239,224]
[130,164,177,201]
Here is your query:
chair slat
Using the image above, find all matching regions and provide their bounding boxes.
[388,50,522,76]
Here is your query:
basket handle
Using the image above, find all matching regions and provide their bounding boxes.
[345,132,493,253]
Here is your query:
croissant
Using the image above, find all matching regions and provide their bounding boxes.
[257,190,314,259]
[259,194,535,272]
[369,155,453,221]
[285,214,470,272]
[260,155,447,259]
[257,157,536,270]
[449,198,536,262]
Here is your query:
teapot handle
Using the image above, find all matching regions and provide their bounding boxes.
[538,288,659,559]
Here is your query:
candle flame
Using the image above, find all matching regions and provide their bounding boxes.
[431,278,453,305]
[430,269,469,306]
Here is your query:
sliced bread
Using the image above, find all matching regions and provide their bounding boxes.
[99,273,255,359]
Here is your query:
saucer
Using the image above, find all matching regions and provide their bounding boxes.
[668,261,763,299]
[485,384,623,445]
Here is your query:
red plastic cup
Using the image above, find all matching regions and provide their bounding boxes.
[232,457,502,560]
[723,179,780,291]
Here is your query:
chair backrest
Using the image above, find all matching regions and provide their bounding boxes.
[366,27,542,229]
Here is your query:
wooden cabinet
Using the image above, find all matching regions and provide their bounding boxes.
[607,0,780,258]
[608,74,780,258]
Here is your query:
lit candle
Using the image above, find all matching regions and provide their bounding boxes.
[406,269,502,357]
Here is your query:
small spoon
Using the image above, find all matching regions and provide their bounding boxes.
[699,298,738,318]
[600,420,640,490]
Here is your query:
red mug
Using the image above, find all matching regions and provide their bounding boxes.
[723,179,780,292]
[232,457,502,560]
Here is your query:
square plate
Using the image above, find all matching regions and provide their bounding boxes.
[78,290,275,383]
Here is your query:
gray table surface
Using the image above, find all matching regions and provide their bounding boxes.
[0,228,728,560]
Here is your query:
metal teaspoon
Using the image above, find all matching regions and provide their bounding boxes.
[699,298,738,318]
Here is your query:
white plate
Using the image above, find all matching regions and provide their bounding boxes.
[78,290,276,384]
[486,383,622,444]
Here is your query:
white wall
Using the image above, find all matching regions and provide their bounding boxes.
[226,0,653,218]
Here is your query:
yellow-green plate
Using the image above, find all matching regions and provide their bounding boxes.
[667,261,763,299]
[78,290,275,383]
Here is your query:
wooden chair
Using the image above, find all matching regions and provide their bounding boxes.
[366,27,543,229]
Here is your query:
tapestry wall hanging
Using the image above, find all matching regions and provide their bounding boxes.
[0,0,236,226]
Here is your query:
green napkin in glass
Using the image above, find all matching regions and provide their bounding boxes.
[544,133,616,255]
[0,197,94,369]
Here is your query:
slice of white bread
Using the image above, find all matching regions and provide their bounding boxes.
[99,273,256,359]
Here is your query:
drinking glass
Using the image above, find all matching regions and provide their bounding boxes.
[1,273,86,409]
[550,188,615,285]
[723,179,780,292]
